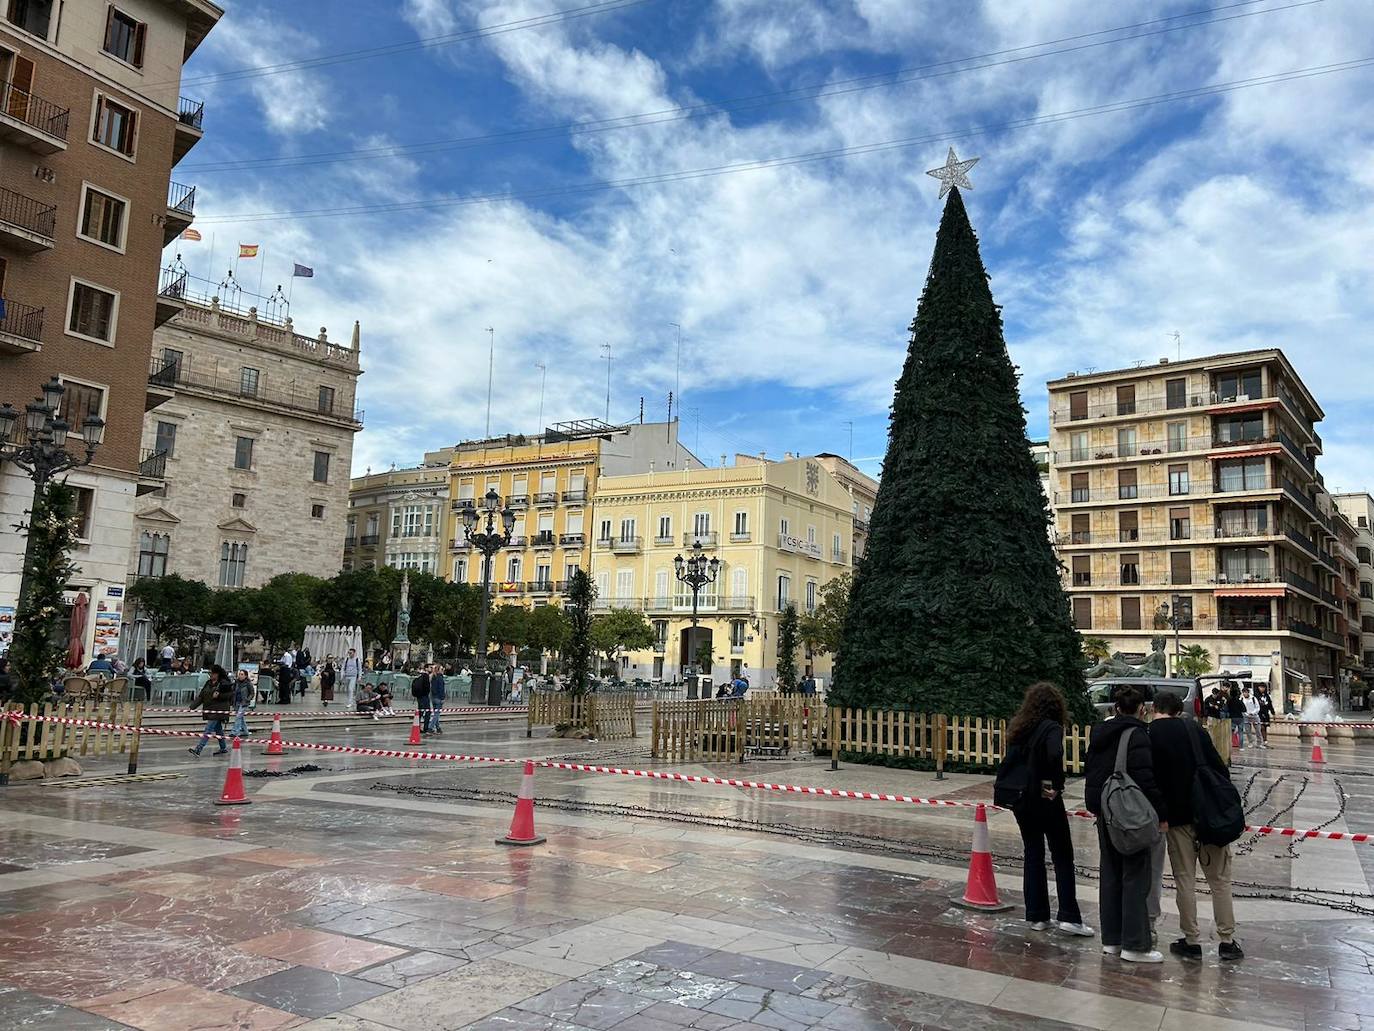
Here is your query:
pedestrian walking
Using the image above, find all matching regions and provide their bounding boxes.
[275,657,294,705]
[159,642,175,672]
[428,663,446,734]
[1226,681,1246,748]
[189,665,233,756]
[994,682,1093,938]
[1242,686,1264,749]
[296,646,313,698]
[1149,691,1245,961]
[1256,684,1275,748]
[320,659,336,706]
[341,648,361,707]
[230,668,252,738]
[411,665,432,734]
[1084,684,1167,963]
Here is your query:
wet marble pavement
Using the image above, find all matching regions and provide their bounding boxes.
[0,721,1371,1030]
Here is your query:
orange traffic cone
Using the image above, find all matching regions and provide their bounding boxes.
[497,760,546,846]
[265,713,285,756]
[215,737,251,806]
[952,804,1011,911]
[1311,729,1325,764]
[407,710,422,746]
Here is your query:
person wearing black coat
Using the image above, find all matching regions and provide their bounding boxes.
[1149,691,1243,961]
[1084,684,1166,963]
[410,667,432,734]
[1226,682,1247,747]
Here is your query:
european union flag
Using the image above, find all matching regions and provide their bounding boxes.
[293,263,314,278]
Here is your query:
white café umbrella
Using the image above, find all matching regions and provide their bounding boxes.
[214,624,237,670]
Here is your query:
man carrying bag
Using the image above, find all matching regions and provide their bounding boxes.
[1149,691,1245,961]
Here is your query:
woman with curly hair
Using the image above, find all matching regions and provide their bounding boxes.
[996,681,1093,938]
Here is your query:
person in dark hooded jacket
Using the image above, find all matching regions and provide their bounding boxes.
[1084,684,1166,963]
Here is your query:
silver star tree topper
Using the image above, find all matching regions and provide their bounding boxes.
[926,146,979,199]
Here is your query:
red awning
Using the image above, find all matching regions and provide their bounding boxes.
[1214,587,1285,598]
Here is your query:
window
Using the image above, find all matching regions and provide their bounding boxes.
[780,517,790,537]
[1070,513,1090,544]
[78,185,126,250]
[653,569,670,604]
[393,504,433,538]
[137,531,168,577]
[1117,427,1137,457]
[92,94,138,156]
[1217,505,1269,537]
[231,492,246,509]
[1117,468,1138,500]
[658,515,671,541]
[733,511,748,536]
[776,574,790,609]
[507,556,521,582]
[1217,457,1266,492]
[566,510,583,534]
[318,385,335,413]
[57,380,105,435]
[1070,473,1089,503]
[1362,582,1373,600]
[598,519,612,542]
[70,486,94,540]
[1215,368,1262,402]
[1116,384,1136,416]
[454,557,468,581]
[1165,377,1187,410]
[240,367,260,398]
[616,570,634,601]
[693,512,711,536]
[1219,547,1270,581]
[311,504,324,519]
[730,567,748,601]
[1069,430,1089,462]
[1169,507,1191,541]
[536,563,552,587]
[1072,597,1092,629]
[1215,415,1264,444]
[219,542,248,588]
[805,580,817,613]
[161,347,183,377]
[1068,390,1088,421]
[1168,464,1190,496]
[7,0,53,37]
[234,436,254,470]
[102,7,147,67]
[154,420,176,458]
[1119,553,1140,586]
[1071,556,1091,587]
[1170,552,1192,586]
[619,518,636,542]
[67,280,118,342]
[1166,421,1188,453]
[1121,597,1142,630]
[1118,511,1138,543]
[833,533,842,559]
[730,620,746,647]
[1358,547,1371,565]
[312,451,330,483]
[807,525,816,545]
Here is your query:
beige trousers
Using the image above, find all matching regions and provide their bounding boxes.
[1166,824,1236,944]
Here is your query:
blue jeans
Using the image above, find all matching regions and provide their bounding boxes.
[427,701,442,732]
[1231,717,1246,747]
[195,720,228,752]
[232,706,249,737]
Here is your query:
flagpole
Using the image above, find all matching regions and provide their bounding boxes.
[257,246,266,296]
[206,232,215,284]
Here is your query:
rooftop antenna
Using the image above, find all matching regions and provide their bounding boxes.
[690,406,700,455]
[1171,330,1182,361]
[844,420,853,461]
[484,327,495,437]
[600,342,612,423]
[534,360,546,455]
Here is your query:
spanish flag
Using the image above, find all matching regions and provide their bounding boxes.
[238,243,259,258]
[180,228,202,241]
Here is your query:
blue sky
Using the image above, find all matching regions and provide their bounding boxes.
[177,0,1374,487]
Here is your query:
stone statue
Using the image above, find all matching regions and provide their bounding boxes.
[1084,635,1168,679]
[394,572,411,644]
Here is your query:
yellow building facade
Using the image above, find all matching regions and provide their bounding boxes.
[589,455,855,687]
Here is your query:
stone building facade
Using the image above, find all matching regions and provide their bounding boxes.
[128,298,361,590]
[813,453,878,563]
[345,449,455,575]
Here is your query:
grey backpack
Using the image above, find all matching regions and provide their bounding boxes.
[1101,728,1160,855]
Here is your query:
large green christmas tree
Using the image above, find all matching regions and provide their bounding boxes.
[832,186,1087,720]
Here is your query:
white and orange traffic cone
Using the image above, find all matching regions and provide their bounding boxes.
[952,803,1011,912]
[1311,729,1326,764]
[407,710,422,746]
[497,760,546,846]
[265,713,285,756]
[215,737,251,806]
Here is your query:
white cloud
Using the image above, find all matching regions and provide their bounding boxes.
[197,12,331,135]
[401,0,464,38]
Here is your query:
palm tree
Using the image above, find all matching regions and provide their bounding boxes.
[1176,644,1214,678]
[1081,637,1111,664]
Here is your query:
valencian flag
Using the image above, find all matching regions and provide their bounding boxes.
[292,263,314,278]
[238,243,259,258]
[180,228,202,241]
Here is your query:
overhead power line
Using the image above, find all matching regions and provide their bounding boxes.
[182,0,1318,174]
[195,58,1374,226]
[161,0,656,89]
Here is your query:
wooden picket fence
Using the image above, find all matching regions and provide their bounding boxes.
[651,697,816,762]
[526,691,637,740]
[0,701,145,776]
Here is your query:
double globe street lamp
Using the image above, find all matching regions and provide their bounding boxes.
[461,488,514,706]
[673,541,720,697]
[0,377,105,632]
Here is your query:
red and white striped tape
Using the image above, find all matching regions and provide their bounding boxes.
[142,705,526,717]
[7,712,1370,846]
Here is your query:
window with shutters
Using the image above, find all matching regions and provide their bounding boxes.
[1166,378,1188,410]
[776,574,790,609]
[598,519,612,542]
[615,570,634,601]
[6,0,53,38]
[693,512,711,536]
[233,436,254,470]
[102,7,147,67]
[57,379,105,435]
[1168,464,1190,496]
[91,93,138,157]
[77,184,127,251]
[317,385,335,413]
[1117,468,1138,500]
[1117,426,1137,457]
[1119,553,1140,585]
[1070,513,1091,544]
[1068,390,1088,421]
[1072,597,1092,629]
[1071,556,1091,586]
[1118,511,1139,543]
[1116,384,1136,416]
[1069,430,1089,462]
[1120,597,1142,630]
[1170,552,1192,586]
[1166,421,1188,453]
[619,518,636,542]
[1070,473,1089,503]
[657,515,671,541]
[137,531,168,578]
[154,420,176,458]
[66,280,118,343]
[1169,507,1191,540]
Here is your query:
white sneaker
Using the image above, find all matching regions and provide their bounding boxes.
[1102,945,1121,956]
[1121,949,1164,964]
[1028,921,1051,931]
[1058,922,1095,937]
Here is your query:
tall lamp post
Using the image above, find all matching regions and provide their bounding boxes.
[1156,596,1185,677]
[673,541,719,698]
[462,488,514,706]
[0,378,105,630]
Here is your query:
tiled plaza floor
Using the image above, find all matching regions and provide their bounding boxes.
[1,720,1371,1030]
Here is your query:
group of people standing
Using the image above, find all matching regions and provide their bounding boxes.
[997,682,1242,965]
[408,663,449,734]
[1201,680,1274,749]
[271,646,364,707]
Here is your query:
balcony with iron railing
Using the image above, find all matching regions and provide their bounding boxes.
[344,536,357,549]
[531,532,557,549]
[0,79,70,151]
[451,498,476,514]
[136,448,168,495]
[146,355,363,426]
[534,491,559,506]
[503,535,527,549]
[0,296,43,355]
[652,639,667,654]
[168,181,196,217]
[1056,483,1207,505]
[611,536,642,554]
[560,532,585,548]
[852,518,870,534]
[729,531,752,543]
[0,184,55,250]
[1052,392,1211,424]
[562,489,587,503]
[173,96,205,162]
[684,531,718,547]
[506,494,529,509]
[1055,435,1218,464]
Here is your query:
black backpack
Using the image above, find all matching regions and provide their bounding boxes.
[994,721,1052,809]
[1187,722,1244,846]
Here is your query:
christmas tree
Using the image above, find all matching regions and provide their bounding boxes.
[832,185,1087,720]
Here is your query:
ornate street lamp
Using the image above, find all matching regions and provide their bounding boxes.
[463,487,515,705]
[1156,595,1184,678]
[0,377,104,637]
[673,541,720,696]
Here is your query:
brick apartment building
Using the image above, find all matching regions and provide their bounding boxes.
[0,0,221,660]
